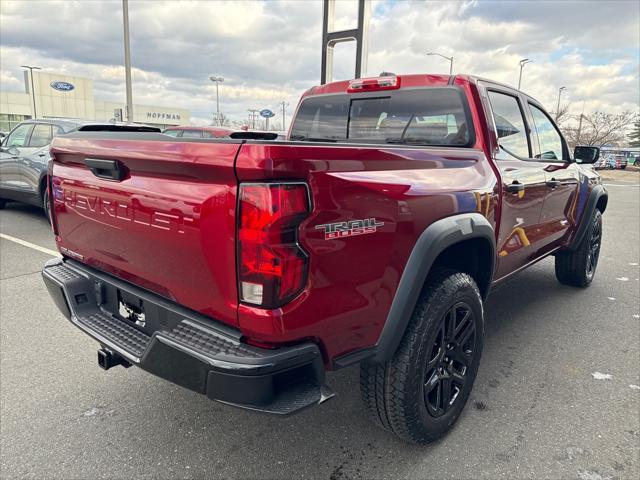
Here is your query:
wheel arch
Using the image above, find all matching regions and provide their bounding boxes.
[569,184,607,251]
[38,172,48,203]
[333,213,496,368]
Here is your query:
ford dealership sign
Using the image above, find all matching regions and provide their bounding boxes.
[50,81,75,92]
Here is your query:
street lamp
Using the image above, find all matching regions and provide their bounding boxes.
[518,58,532,90]
[555,86,566,121]
[209,76,224,125]
[21,65,41,119]
[427,52,453,75]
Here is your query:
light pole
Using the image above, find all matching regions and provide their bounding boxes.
[21,65,41,119]
[122,0,133,122]
[247,109,258,130]
[427,52,453,75]
[518,58,532,90]
[209,76,224,126]
[555,86,566,121]
[280,101,289,131]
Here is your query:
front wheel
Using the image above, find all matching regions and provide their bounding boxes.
[555,210,602,287]
[0,198,6,210]
[360,268,484,443]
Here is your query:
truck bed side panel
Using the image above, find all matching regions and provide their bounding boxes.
[235,142,498,361]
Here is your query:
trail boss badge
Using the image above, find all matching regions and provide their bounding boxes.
[315,218,384,240]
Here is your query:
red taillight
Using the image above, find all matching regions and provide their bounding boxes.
[347,75,401,92]
[238,183,310,308]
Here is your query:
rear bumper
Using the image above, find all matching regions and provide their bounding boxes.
[42,258,333,414]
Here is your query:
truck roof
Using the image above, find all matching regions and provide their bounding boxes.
[303,73,537,103]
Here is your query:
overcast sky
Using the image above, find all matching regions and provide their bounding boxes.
[1,0,638,127]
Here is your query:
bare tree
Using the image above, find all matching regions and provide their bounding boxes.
[562,111,637,149]
[628,119,640,148]
[554,102,572,126]
[213,112,231,127]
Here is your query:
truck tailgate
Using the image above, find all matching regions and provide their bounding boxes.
[50,133,242,327]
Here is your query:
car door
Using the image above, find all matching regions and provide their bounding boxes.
[526,102,580,251]
[21,123,54,197]
[486,89,550,279]
[0,123,34,192]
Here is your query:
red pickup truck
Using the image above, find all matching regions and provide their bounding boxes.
[42,73,607,443]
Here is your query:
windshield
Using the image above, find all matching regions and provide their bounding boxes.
[290,87,472,146]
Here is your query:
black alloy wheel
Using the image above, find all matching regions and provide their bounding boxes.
[423,302,476,417]
[585,212,601,280]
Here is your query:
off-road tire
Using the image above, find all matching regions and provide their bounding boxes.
[360,268,484,444]
[555,209,602,287]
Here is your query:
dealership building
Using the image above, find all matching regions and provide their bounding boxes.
[0,70,190,132]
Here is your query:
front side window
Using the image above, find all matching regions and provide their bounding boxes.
[5,123,33,148]
[28,124,53,148]
[290,88,471,146]
[488,91,530,160]
[163,129,180,137]
[529,104,564,161]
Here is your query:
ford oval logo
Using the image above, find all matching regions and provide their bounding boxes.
[50,81,75,92]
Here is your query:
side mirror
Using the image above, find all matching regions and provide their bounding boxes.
[574,146,600,164]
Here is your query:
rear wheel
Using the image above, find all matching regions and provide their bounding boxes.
[0,198,6,209]
[360,268,484,443]
[42,188,51,224]
[555,209,602,287]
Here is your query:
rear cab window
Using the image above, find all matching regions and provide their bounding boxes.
[290,87,473,146]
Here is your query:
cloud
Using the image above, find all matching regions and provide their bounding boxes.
[0,0,638,126]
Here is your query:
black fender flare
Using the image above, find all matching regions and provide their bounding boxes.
[568,184,607,251]
[333,213,496,368]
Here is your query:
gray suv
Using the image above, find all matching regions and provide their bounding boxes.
[0,119,87,220]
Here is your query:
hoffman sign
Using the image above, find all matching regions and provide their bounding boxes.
[147,112,181,120]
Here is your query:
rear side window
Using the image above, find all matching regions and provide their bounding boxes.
[163,129,180,137]
[487,91,530,160]
[29,124,53,147]
[181,130,203,138]
[290,88,472,146]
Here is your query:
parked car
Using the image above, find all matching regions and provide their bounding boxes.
[162,125,234,138]
[43,73,606,444]
[0,119,83,220]
[0,119,159,220]
[614,154,628,169]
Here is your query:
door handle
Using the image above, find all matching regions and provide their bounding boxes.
[84,158,126,181]
[546,178,561,188]
[37,152,47,157]
[506,181,525,193]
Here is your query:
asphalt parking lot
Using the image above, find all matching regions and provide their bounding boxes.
[1,177,638,480]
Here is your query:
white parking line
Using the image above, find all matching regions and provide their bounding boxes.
[0,233,60,257]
